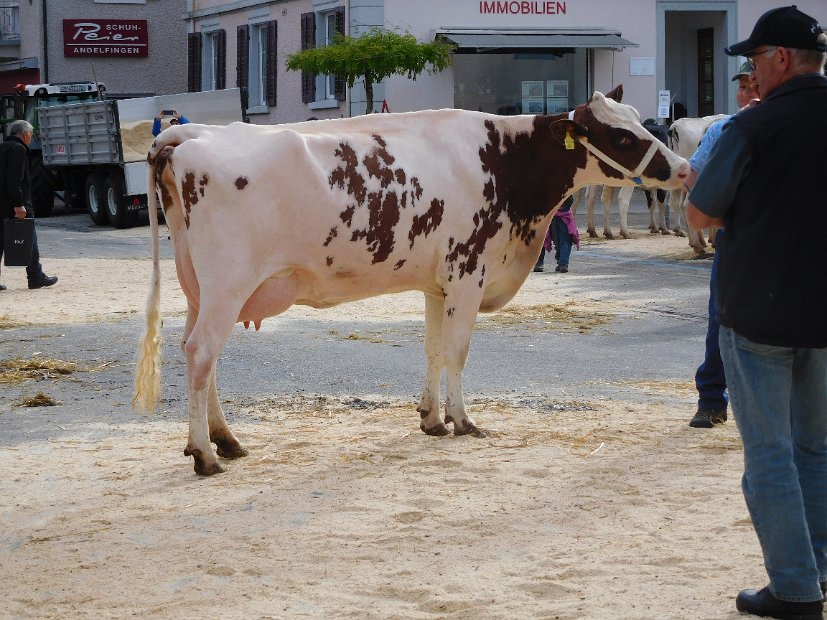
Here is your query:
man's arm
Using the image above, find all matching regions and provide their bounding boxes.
[687,202,724,229]
[687,121,752,228]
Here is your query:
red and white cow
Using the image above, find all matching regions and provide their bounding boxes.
[667,114,728,252]
[133,92,689,475]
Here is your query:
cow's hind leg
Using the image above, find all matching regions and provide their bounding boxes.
[183,303,240,476]
[418,293,449,436]
[442,286,486,438]
[208,371,248,459]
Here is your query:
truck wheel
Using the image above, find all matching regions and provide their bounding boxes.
[85,172,108,225]
[104,172,138,229]
[30,152,56,217]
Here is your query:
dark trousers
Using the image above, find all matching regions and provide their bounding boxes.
[0,216,44,281]
[550,217,573,267]
[695,228,728,411]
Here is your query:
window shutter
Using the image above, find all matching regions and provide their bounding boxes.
[266,20,277,107]
[300,12,316,104]
[236,25,249,90]
[187,32,202,93]
[334,8,346,101]
[216,29,226,90]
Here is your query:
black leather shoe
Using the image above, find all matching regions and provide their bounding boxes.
[28,275,58,289]
[0,283,6,291]
[689,408,727,428]
[736,586,823,619]
[533,264,543,273]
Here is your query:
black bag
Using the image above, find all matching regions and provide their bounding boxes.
[3,217,34,266]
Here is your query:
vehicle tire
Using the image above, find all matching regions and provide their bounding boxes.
[85,172,108,225]
[29,152,57,217]
[103,171,138,228]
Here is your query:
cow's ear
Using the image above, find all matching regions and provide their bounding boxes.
[550,118,588,147]
[604,84,623,103]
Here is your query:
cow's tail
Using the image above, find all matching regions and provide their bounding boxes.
[132,147,164,413]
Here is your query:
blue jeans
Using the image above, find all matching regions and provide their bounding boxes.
[550,217,572,267]
[719,325,827,602]
[695,229,727,411]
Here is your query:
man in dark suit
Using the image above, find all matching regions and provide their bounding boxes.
[0,119,58,290]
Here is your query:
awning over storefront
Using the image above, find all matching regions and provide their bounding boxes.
[436,28,638,52]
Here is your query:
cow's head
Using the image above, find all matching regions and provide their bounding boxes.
[561,92,689,189]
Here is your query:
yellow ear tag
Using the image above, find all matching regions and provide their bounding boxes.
[564,132,575,150]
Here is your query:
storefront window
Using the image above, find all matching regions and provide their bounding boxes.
[453,50,588,116]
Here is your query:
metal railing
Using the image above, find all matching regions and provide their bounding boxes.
[0,3,19,42]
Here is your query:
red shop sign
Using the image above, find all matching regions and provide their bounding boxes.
[63,19,148,57]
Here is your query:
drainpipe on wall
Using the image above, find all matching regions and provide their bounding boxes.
[41,0,48,82]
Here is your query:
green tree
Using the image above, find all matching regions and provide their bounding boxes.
[286,28,454,115]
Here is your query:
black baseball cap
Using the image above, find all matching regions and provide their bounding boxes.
[725,5,826,56]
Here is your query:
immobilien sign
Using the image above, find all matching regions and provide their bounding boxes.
[479,1,567,14]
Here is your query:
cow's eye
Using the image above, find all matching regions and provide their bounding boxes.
[613,134,634,147]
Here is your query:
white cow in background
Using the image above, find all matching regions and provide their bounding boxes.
[668,114,729,253]
[571,184,669,239]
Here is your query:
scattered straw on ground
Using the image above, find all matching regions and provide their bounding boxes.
[14,391,60,407]
[0,357,80,385]
[0,314,29,329]
[481,301,613,334]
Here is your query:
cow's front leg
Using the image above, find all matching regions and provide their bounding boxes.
[418,293,450,436]
[617,186,632,239]
[208,371,248,459]
[601,185,617,239]
[441,286,486,438]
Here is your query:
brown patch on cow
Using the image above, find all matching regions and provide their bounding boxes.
[340,205,355,226]
[363,135,396,188]
[324,226,338,247]
[198,173,209,197]
[327,136,444,265]
[326,256,334,267]
[447,307,455,317]
[235,176,249,190]
[153,146,176,213]
[329,143,367,205]
[181,171,199,229]
[408,198,444,249]
[394,259,406,270]
[350,190,400,264]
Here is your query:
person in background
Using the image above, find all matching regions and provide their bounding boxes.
[688,61,760,429]
[687,6,827,618]
[534,194,578,273]
[0,120,58,291]
[152,109,190,137]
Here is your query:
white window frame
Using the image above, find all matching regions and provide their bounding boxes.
[248,22,268,110]
[201,29,221,91]
[322,11,338,100]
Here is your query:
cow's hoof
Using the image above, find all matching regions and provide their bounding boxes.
[446,415,488,438]
[185,446,226,476]
[660,229,670,236]
[587,229,598,238]
[421,422,451,436]
[213,437,249,460]
[620,232,631,240]
[603,231,614,240]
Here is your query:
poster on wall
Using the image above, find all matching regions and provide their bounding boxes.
[546,97,569,114]
[522,98,545,114]
[547,80,568,98]
[521,81,544,98]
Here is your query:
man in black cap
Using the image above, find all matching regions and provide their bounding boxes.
[687,5,827,619]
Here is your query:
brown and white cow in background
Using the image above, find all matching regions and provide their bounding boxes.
[667,114,728,252]
[133,92,689,475]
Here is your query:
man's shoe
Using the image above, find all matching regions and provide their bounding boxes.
[736,587,823,619]
[0,283,6,291]
[558,265,568,273]
[689,408,727,428]
[28,275,58,289]
[533,264,543,273]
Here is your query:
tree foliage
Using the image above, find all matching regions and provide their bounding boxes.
[286,28,454,114]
